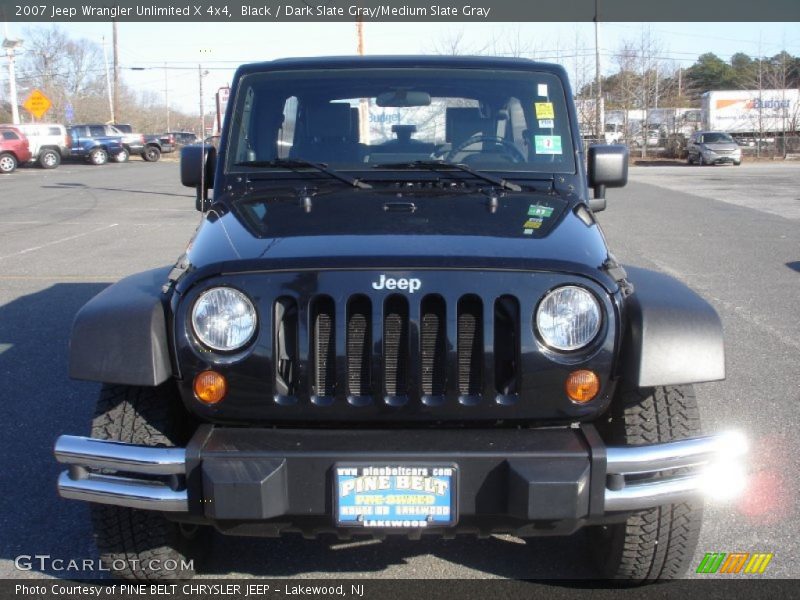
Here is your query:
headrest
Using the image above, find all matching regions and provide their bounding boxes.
[445,107,490,145]
[306,103,352,139]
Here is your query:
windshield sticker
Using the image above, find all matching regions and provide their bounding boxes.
[528,204,554,218]
[534,135,562,155]
[538,119,554,129]
[523,218,544,234]
[537,83,549,97]
[535,102,555,119]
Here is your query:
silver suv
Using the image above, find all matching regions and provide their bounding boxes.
[687,131,742,166]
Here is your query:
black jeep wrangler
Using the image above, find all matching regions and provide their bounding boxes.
[54,57,744,581]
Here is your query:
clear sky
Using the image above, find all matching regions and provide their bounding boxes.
[4,21,799,119]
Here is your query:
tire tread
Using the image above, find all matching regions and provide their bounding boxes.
[90,384,198,580]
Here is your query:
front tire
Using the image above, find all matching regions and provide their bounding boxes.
[112,148,130,163]
[590,385,704,581]
[90,383,205,580]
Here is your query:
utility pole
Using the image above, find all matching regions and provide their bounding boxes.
[356,18,369,143]
[165,62,170,131]
[2,24,23,125]
[112,21,119,124]
[594,0,603,143]
[101,36,115,123]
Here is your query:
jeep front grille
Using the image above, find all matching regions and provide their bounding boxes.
[273,293,521,405]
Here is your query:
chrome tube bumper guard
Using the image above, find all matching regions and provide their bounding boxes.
[55,432,744,514]
[55,436,188,512]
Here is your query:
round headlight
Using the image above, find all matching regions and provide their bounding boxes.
[536,286,601,351]
[191,287,257,351]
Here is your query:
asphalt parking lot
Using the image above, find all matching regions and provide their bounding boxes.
[0,160,798,581]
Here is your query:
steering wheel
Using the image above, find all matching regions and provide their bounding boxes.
[445,134,526,164]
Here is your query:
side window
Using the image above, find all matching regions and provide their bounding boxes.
[89,125,105,137]
[278,96,298,158]
[48,127,61,136]
[2,131,19,140]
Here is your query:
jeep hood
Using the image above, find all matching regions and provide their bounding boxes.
[184,190,614,289]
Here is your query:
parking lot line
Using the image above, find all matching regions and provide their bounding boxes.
[0,223,119,261]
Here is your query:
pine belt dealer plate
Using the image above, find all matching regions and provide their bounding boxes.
[334,464,458,528]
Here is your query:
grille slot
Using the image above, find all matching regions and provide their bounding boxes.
[383,296,409,397]
[420,295,447,396]
[457,295,483,396]
[346,296,372,397]
[311,296,336,397]
[273,297,299,397]
[494,295,520,395]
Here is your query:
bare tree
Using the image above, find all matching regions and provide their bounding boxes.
[18,26,106,122]
[611,41,640,145]
[636,27,663,158]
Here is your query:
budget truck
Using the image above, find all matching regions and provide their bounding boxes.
[702,89,800,142]
[54,56,746,581]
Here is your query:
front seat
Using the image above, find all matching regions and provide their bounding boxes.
[445,107,491,150]
[295,103,358,163]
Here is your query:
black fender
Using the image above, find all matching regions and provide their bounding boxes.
[621,266,725,387]
[69,267,173,386]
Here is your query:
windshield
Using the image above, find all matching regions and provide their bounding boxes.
[225,67,576,175]
[703,132,736,144]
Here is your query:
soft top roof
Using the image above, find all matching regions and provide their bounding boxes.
[234,55,567,77]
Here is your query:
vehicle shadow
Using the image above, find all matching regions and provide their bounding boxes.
[631,160,689,167]
[40,182,193,199]
[0,282,109,577]
[201,530,600,579]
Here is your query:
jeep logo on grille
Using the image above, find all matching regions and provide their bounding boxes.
[372,275,422,293]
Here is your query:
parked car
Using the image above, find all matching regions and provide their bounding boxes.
[0,127,32,173]
[114,124,173,161]
[66,126,126,165]
[687,131,742,166]
[55,55,743,581]
[630,129,661,148]
[163,131,198,146]
[0,122,69,168]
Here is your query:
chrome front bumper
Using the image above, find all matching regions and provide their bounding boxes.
[54,431,745,515]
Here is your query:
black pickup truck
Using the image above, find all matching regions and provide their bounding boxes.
[115,124,175,161]
[54,56,746,581]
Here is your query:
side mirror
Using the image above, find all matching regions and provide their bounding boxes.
[181,145,217,211]
[587,144,628,212]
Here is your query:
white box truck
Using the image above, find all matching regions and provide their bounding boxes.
[702,89,800,137]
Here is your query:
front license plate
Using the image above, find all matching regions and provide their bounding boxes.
[334,464,458,528]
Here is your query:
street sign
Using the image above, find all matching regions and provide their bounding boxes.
[216,87,230,134]
[23,90,52,120]
[65,102,74,124]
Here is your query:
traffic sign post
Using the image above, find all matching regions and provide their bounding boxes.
[23,89,52,120]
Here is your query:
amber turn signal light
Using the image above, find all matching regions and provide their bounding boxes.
[565,370,600,403]
[194,370,227,404]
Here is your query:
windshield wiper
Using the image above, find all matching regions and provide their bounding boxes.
[235,158,372,189]
[372,160,522,192]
